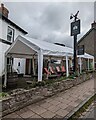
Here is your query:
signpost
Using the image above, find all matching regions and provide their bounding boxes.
[70,11,80,73]
[77,45,84,55]
[71,20,80,36]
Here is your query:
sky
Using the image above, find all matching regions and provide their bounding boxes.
[2,1,95,48]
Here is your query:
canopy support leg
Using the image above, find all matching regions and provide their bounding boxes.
[93,58,95,70]
[32,56,35,75]
[66,55,69,77]
[38,49,43,82]
[88,58,89,71]
[70,57,73,68]
[79,57,82,74]
[4,55,7,87]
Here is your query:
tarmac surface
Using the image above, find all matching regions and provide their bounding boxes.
[2,78,95,119]
[79,99,96,119]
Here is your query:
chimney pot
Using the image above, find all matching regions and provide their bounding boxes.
[1,3,4,7]
[0,3,9,18]
[91,21,96,29]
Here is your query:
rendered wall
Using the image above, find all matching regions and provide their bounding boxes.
[0,19,26,76]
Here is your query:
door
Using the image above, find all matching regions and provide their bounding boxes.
[25,59,32,75]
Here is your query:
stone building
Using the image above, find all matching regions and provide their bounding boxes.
[78,21,96,69]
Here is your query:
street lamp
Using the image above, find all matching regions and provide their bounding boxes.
[70,11,80,73]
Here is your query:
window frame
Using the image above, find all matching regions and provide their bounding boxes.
[7,26,15,42]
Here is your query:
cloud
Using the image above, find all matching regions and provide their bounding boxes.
[4,2,94,47]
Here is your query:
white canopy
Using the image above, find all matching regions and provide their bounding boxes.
[4,35,94,87]
[78,53,94,73]
[4,35,74,87]
[6,35,73,58]
[77,53,94,59]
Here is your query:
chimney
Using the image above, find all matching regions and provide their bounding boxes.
[0,3,9,18]
[91,21,96,29]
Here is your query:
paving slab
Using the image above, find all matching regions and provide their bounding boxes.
[65,105,74,112]
[19,110,35,118]
[49,99,61,106]
[39,101,53,109]
[40,110,55,118]
[28,105,47,115]
[3,113,21,118]
[47,105,61,113]
[15,107,30,115]
[55,108,69,117]
[30,113,42,118]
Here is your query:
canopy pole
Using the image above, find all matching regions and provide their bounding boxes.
[10,56,13,73]
[70,57,73,68]
[79,57,82,74]
[66,55,69,77]
[46,57,51,79]
[4,55,7,87]
[93,57,95,70]
[38,49,43,82]
[88,58,89,71]
[32,56,35,75]
[48,57,51,70]
[61,57,63,66]
[61,57,64,67]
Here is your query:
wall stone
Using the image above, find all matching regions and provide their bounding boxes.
[1,72,94,117]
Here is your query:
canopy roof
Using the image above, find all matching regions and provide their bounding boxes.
[6,35,73,57]
[5,35,73,58]
[4,35,95,87]
[5,35,94,60]
[77,53,94,59]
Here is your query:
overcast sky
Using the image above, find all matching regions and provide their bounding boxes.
[3,2,95,47]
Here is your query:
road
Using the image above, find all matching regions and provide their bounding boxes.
[81,100,96,120]
[85,108,95,119]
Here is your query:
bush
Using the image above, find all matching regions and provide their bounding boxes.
[31,81,45,88]
[0,92,9,98]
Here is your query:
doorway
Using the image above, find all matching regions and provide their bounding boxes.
[25,59,32,75]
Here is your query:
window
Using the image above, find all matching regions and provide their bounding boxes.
[7,26,14,42]
[7,58,12,65]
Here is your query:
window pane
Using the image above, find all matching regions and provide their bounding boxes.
[7,35,11,41]
[8,29,12,35]
[7,27,14,42]
[7,58,10,65]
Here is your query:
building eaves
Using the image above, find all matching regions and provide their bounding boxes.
[78,28,96,44]
[0,13,28,34]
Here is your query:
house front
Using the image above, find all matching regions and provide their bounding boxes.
[0,3,28,77]
[78,21,96,69]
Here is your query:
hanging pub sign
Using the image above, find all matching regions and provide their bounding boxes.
[71,19,80,36]
[77,45,84,55]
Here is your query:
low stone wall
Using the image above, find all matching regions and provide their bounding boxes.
[1,72,94,116]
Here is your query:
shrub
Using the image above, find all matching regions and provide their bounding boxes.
[0,92,9,98]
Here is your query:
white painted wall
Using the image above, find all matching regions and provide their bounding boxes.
[0,19,26,76]
[1,20,25,40]
[13,58,25,74]
[0,42,10,75]
[0,19,2,39]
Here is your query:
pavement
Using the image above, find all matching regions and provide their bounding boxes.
[2,78,95,120]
